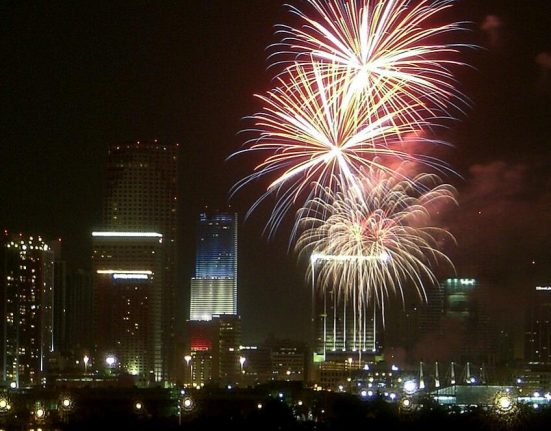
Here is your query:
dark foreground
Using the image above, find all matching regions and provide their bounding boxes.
[1,384,550,431]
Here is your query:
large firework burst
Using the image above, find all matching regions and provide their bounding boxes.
[295,169,456,316]
[230,62,448,236]
[274,0,469,124]
[231,0,466,235]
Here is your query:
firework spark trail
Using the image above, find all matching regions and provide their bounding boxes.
[273,0,469,125]
[231,0,467,236]
[230,62,450,237]
[295,169,456,318]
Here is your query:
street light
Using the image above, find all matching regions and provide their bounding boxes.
[0,397,11,415]
[83,355,89,373]
[403,380,417,395]
[134,401,144,415]
[105,354,117,377]
[105,355,116,367]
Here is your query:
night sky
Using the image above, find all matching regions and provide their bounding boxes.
[1,0,550,344]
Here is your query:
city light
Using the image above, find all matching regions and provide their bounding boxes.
[105,355,117,367]
[400,397,414,413]
[403,380,417,394]
[493,391,517,417]
[182,397,194,412]
[0,397,10,416]
[92,231,162,237]
[59,395,74,412]
[97,270,153,275]
[112,273,149,280]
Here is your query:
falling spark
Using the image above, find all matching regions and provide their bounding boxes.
[295,169,456,318]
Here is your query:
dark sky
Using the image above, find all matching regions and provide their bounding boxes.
[1,0,550,344]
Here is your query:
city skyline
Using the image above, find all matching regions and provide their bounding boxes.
[1,0,550,344]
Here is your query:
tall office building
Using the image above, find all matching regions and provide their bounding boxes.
[65,269,94,357]
[185,314,241,386]
[312,286,377,361]
[310,256,378,366]
[190,212,237,321]
[444,278,477,320]
[53,258,67,354]
[92,140,178,381]
[525,285,551,365]
[1,232,54,387]
[92,232,164,381]
[419,283,445,338]
[443,278,495,365]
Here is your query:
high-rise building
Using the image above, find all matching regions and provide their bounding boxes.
[190,212,237,321]
[65,269,94,358]
[525,285,551,365]
[517,285,551,391]
[93,140,178,381]
[92,231,164,381]
[310,256,378,367]
[185,314,241,386]
[185,212,239,386]
[1,232,54,387]
[442,278,495,366]
[53,258,67,354]
[444,278,476,320]
[312,285,377,359]
[419,283,445,338]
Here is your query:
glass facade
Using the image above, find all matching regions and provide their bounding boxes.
[195,212,237,279]
[190,278,237,321]
[190,212,238,321]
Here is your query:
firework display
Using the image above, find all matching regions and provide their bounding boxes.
[275,0,467,124]
[231,0,466,324]
[295,169,456,317]
[231,62,443,236]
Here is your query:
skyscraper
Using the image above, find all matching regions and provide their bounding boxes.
[312,285,377,360]
[64,269,94,358]
[525,285,551,364]
[190,212,238,321]
[1,232,54,387]
[442,278,495,365]
[92,140,178,381]
[185,211,239,387]
[92,231,164,381]
[310,256,377,366]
